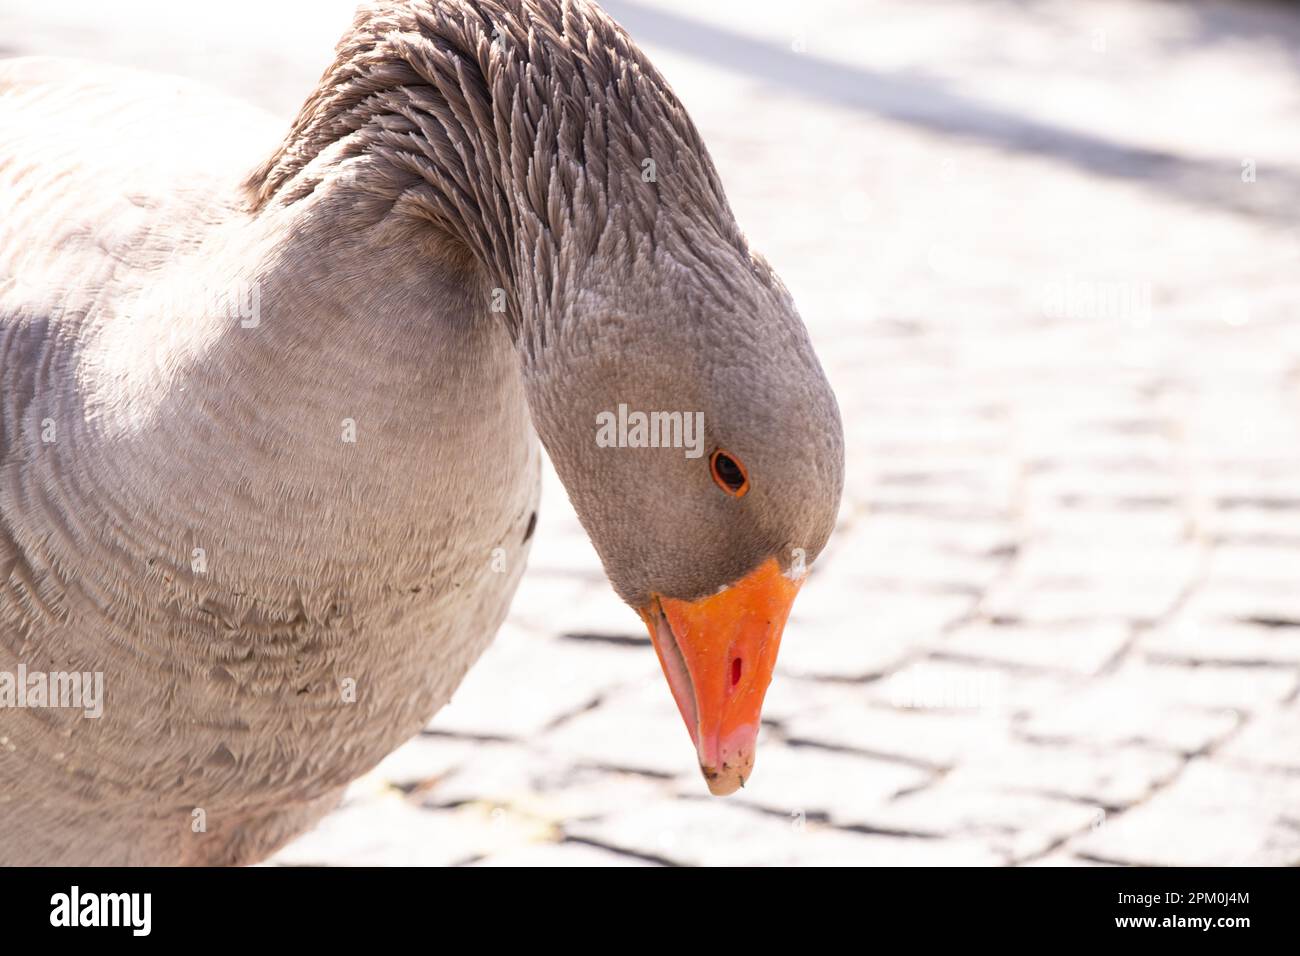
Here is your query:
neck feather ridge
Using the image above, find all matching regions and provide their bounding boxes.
[245,0,747,358]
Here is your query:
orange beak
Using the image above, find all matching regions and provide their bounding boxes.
[639,558,802,795]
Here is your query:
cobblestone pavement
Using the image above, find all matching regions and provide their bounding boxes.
[6,0,1300,865]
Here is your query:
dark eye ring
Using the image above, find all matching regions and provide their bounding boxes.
[710,449,750,497]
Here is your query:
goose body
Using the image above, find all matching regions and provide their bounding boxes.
[0,1,843,865]
[0,55,539,864]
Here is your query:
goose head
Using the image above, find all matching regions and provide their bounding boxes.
[523,243,844,795]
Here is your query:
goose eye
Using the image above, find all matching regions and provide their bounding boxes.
[710,450,750,497]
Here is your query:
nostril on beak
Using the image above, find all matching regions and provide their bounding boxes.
[730,657,743,689]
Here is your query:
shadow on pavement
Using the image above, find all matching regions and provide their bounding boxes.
[603,0,1300,225]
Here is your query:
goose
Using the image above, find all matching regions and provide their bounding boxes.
[0,0,843,865]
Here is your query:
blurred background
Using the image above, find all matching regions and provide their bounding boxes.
[4,0,1299,865]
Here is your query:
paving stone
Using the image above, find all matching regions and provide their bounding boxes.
[1221,705,1300,773]
[1023,851,1116,867]
[760,672,867,726]
[1070,761,1300,866]
[1179,585,1300,628]
[955,739,1185,809]
[429,624,656,739]
[1204,506,1300,544]
[857,780,1101,863]
[366,735,484,792]
[866,658,1071,714]
[1017,661,1298,754]
[1204,544,1300,591]
[426,744,678,820]
[524,531,607,580]
[1025,467,1185,510]
[1009,540,1202,586]
[522,462,607,580]
[1022,705,1232,756]
[469,841,656,866]
[784,699,1010,769]
[815,521,1005,595]
[504,574,591,634]
[936,620,1131,675]
[537,681,701,778]
[543,582,650,643]
[565,797,1002,866]
[849,413,1008,460]
[1024,508,1192,548]
[781,580,974,678]
[1019,435,1179,476]
[981,542,1198,624]
[1141,620,1300,666]
[726,742,934,823]
[273,795,549,866]
[829,513,1015,561]
[863,469,1017,516]
[983,585,1185,626]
